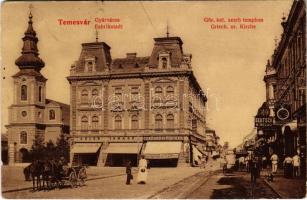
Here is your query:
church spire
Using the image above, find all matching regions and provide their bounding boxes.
[15,10,45,71]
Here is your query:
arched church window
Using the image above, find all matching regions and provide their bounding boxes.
[49,110,55,120]
[38,86,42,102]
[21,85,27,101]
[20,131,27,144]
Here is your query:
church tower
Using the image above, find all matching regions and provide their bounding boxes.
[7,12,47,165]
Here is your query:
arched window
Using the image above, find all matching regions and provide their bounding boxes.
[38,86,42,102]
[49,110,55,120]
[20,131,27,144]
[92,89,98,97]
[166,86,174,94]
[81,89,88,103]
[81,116,88,130]
[92,116,99,129]
[21,85,27,101]
[131,115,139,129]
[155,86,162,94]
[167,114,174,129]
[162,57,167,68]
[115,115,122,130]
[155,114,163,129]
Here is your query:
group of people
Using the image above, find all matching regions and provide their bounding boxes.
[125,156,149,185]
[282,154,301,178]
[236,152,302,183]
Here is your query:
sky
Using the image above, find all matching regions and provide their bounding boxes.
[1,1,293,148]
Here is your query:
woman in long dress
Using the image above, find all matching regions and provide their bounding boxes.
[137,156,148,184]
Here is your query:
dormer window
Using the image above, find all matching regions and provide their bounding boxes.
[162,57,167,69]
[158,51,171,69]
[85,57,96,72]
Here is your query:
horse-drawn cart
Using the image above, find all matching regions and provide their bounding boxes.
[60,165,87,188]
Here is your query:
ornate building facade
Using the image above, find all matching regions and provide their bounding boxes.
[255,0,306,177]
[6,13,70,165]
[68,36,207,167]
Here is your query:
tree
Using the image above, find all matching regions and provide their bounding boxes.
[30,133,46,160]
[45,140,56,159]
[55,132,70,162]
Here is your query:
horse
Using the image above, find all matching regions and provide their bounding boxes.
[23,164,32,181]
[28,160,45,191]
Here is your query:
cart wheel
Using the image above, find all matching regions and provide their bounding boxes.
[78,167,87,186]
[68,171,77,188]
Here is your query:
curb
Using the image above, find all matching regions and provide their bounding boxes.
[262,178,283,199]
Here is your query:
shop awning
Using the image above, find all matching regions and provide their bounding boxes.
[71,143,101,154]
[105,143,142,154]
[282,120,297,134]
[193,145,203,161]
[143,142,182,159]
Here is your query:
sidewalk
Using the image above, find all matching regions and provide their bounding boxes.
[1,166,126,192]
[260,168,306,198]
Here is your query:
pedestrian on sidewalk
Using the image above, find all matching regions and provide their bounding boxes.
[292,154,300,178]
[137,155,148,184]
[126,160,133,185]
[250,156,260,184]
[270,153,279,173]
[262,156,267,169]
[283,155,293,178]
[245,155,251,172]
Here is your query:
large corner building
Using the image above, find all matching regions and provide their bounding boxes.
[68,35,208,167]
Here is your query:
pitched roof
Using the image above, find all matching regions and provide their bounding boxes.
[12,69,47,81]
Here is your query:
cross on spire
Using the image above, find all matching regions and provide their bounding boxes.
[29,4,33,17]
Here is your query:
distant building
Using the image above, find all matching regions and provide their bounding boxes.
[6,13,70,165]
[67,34,208,167]
[204,128,219,155]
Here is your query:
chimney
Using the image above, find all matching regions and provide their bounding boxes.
[126,53,137,58]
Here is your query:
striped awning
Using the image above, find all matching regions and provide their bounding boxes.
[143,142,182,159]
[105,143,142,154]
[71,143,101,154]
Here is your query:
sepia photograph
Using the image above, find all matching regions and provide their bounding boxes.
[1,0,306,199]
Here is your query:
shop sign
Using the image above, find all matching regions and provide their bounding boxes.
[254,117,273,127]
[144,153,179,159]
[144,136,184,141]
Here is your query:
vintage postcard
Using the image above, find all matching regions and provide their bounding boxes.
[1,0,306,199]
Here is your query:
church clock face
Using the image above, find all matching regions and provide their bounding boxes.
[21,111,27,117]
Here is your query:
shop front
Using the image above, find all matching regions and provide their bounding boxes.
[104,143,143,167]
[71,143,101,166]
[142,141,182,167]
